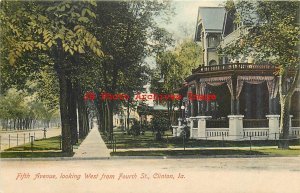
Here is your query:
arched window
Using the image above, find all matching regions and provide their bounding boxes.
[209,60,217,66]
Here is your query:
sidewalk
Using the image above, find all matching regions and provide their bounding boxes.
[73,125,110,158]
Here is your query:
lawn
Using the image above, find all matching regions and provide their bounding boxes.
[258,148,300,156]
[0,151,73,158]
[1,136,75,158]
[5,136,62,151]
[101,130,300,149]
[111,148,300,157]
[101,131,172,149]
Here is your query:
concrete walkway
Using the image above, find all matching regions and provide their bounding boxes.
[73,124,110,158]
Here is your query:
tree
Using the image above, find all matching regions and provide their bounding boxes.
[87,0,173,138]
[150,112,169,140]
[1,0,103,152]
[151,39,202,124]
[221,1,300,148]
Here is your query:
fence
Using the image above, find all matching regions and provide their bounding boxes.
[169,131,300,152]
[243,119,268,128]
[175,115,300,141]
[0,130,62,151]
[206,119,229,128]
[291,119,300,127]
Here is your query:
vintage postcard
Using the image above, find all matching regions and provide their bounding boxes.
[0,0,299,192]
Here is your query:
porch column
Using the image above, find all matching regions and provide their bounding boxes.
[236,99,240,114]
[190,100,194,117]
[197,101,201,116]
[231,98,235,115]
[228,115,244,140]
[196,116,211,139]
[245,83,252,118]
[189,117,196,139]
[289,115,293,135]
[255,84,264,119]
[273,97,280,114]
[268,98,273,114]
[205,87,210,115]
[266,115,280,140]
[178,118,182,126]
[231,75,237,115]
[172,126,178,137]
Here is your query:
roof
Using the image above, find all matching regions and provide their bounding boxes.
[198,7,226,32]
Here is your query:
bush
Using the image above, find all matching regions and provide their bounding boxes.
[180,126,190,139]
[150,112,170,140]
[129,120,140,136]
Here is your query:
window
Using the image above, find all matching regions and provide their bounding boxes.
[208,35,219,48]
[209,60,217,66]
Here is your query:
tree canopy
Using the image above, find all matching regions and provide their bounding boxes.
[0,0,174,152]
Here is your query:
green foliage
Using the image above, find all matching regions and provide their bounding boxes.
[220,1,300,71]
[220,1,300,142]
[0,88,58,123]
[150,39,201,124]
[152,39,202,94]
[0,0,175,150]
[129,119,141,136]
[0,0,103,66]
[150,112,170,133]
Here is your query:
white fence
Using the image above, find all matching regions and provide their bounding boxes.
[172,115,300,141]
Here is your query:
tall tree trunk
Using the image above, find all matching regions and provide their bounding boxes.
[94,94,101,131]
[54,39,72,153]
[103,101,107,134]
[108,100,114,139]
[279,96,291,148]
[77,85,85,139]
[278,68,299,149]
[105,100,112,139]
[84,105,90,134]
[68,80,78,145]
[57,70,72,153]
[99,99,105,132]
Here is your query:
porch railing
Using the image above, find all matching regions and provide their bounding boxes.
[206,119,229,128]
[192,63,275,73]
[291,119,300,127]
[243,119,268,128]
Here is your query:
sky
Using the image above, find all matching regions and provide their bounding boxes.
[165,0,224,40]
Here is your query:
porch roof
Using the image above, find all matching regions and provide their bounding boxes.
[186,63,276,82]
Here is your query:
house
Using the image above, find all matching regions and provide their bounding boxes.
[173,6,300,140]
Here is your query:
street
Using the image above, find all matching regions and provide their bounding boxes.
[1,157,300,193]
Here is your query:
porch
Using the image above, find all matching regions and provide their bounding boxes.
[181,63,299,118]
[172,115,300,141]
[173,63,300,140]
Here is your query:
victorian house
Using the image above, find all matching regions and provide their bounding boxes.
[174,7,300,140]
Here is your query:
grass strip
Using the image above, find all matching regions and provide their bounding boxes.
[111,148,300,157]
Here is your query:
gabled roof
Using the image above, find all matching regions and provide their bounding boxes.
[197,7,226,32]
